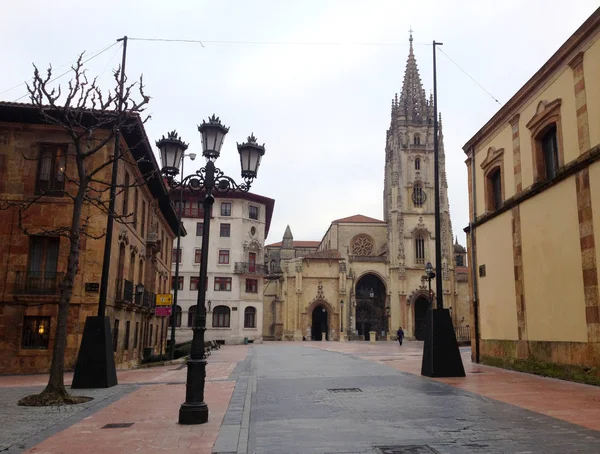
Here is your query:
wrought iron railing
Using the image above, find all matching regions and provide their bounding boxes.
[234,262,266,275]
[14,270,63,295]
[143,290,156,310]
[455,325,471,342]
[115,279,134,303]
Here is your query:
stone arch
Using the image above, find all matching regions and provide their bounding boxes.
[354,272,388,341]
[306,299,334,341]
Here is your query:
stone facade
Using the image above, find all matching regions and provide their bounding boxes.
[463,8,600,372]
[0,103,178,374]
[170,190,274,344]
[264,36,470,342]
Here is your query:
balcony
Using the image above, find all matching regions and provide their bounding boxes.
[115,279,134,305]
[143,290,156,311]
[234,262,266,275]
[14,269,63,295]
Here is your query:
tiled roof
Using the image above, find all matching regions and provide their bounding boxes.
[332,214,385,224]
[303,249,342,259]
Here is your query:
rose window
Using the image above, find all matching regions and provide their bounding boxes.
[351,235,374,256]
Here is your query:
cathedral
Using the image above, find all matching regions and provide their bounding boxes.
[263,36,470,342]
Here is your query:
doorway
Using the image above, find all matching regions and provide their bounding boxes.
[311,305,328,340]
[414,297,430,341]
[355,273,387,341]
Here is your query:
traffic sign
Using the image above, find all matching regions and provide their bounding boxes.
[155,307,172,317]
[155,293,173,306]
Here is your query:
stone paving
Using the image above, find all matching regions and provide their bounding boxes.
[1,341,600,453]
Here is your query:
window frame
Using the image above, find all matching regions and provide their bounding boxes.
[221,202,232,216]
[172,248,182,264]
[244,307,256,328]
[188,305,197,327]
[190,276,200,290]
[218,249,230,265]
[196,222,204,237]
[249,205,259,220]
[171,276,184,291]
[526,98,564,183]
[35,143,67,196]
[245,278,258,293]
[415,234,425,265]
[220,223,231,237]
[194,248,202,264]
[212,305,231,327]
[480,147,505,213]
[214,277,232,291]
[21,316,51,349]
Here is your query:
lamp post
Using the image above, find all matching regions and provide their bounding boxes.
[158,115,265,425]
[425,261,436,308]
[340,300,344,334]
[168,150,197,360]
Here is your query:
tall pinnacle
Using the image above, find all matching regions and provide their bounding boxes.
[397,33,428,122]
[282,225,294,249]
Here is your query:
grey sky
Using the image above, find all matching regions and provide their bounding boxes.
[2,0,598,246]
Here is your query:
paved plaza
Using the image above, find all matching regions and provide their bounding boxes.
[1,341,600,453]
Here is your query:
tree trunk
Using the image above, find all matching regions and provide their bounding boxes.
[42,181,85,397]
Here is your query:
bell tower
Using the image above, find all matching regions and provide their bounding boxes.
[383,33,455,334]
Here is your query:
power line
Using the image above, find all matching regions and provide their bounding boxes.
[437,47,502,106]
[10,41,120,102]
[129,36,429,47]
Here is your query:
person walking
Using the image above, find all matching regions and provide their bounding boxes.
[396,327,404,346]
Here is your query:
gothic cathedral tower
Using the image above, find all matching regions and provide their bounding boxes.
[383,35,457,340]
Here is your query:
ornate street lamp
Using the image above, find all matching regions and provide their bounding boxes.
[425,261,436,308]
[158,115,265,425]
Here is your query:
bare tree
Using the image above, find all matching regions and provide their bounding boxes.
[0,54,151,405]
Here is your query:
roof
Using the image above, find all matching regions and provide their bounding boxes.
[0,101,183,236]
[463,8,600,154]
[303,249,342,260]
[332,214,386,224]
[265,240,320,248]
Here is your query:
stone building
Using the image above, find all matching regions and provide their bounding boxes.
[170,190,274,344]
[264,37,470,341]
[463,8,600,374]
[0,102,179,374]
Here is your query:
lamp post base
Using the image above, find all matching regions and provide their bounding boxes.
[71,316,118,389]
[421,308,466,377]
[179,402,209,424]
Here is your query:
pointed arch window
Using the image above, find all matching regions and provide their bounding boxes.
[415,234,425,264]
[415,157,421,170]
[412,182,425,208]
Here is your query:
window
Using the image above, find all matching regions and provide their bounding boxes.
[214,277,232,291]
[218,250,230,265]
[248,252,257,273]
[415,158,421,170]
[174,305,182,327]
[221,202,232,216]
[113,319,120,352]
[220,223,231,237]
[36,144,66,195]
[415,235,425,264]
[244,307,256,328]
[141,201,146,238]
[249,205,259,220]
[123,173,130,216]
[489,168,502,211]
[172,248,182,264]
[27,236,59,289]
[412,182,425,208]
[171,276,184,290]
[124,321,130,350]
[541,126,559,180]
[196,222,204,236]
[456,254,464,267]
[194,248,202,264]
[21,316,50,349]
[246,279,258,293]
[190,276,200,290]
[212,306,231,327]
[133,322,139,349]
[129,251,135,282]
[413,134,421,145]
[188,305,197,327]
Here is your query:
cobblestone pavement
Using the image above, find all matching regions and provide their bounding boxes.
[239,342,600,454]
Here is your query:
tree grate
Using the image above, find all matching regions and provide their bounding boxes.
[375,446,441,454]
[327,388,362,393]
[102,423,134,429]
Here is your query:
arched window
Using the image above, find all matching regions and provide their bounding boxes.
[413,134,421,145]
[415,158,421,170]
[174,305,182,327]
[415,234,425,264]
[212,305,231,327]
[244,307,256,328]
[412,182,425,208]
[188,305,196,327]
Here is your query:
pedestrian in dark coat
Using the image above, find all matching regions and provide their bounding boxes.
[396,327,404,346]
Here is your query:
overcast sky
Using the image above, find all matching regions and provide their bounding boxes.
[1,1,598,245]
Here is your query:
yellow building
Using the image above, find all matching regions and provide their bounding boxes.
[463,8,600,378]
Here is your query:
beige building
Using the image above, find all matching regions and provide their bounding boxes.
[463,8,600,375]
[264,36,470,342]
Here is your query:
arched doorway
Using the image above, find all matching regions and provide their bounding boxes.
[414,297,430,341]
[355,273,387,341]
[311,305,328,340]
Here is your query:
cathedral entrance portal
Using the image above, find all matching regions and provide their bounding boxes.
[414,297,430,341]
[311,305,329,340]
[355,274,387,341]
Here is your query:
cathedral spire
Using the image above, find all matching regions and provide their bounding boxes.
[398,33,428,122]
[282,225,294,249]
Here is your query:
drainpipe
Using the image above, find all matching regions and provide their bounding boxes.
[469,147,481,363]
